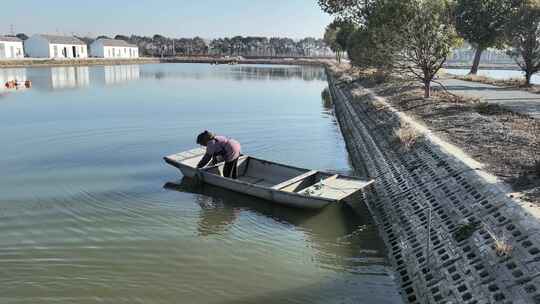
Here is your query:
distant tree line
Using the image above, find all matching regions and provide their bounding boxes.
[320,0,540,94]
[121,35,332,57]
[10,33,333,58]
[112,34,210,57]
[209,36,332,57]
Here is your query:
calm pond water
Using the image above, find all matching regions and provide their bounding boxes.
[445,68,540,84]
[0,64,401,303]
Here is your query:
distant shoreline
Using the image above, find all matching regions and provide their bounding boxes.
[0,57,521,71]
[0,56,331,68]
[0,58,160,68]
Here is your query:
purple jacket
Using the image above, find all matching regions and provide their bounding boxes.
[197,136,241,168]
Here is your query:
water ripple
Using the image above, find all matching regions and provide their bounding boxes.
[0,64,400,304]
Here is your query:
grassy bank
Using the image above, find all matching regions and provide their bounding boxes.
[0,56,330,69]
[452,74,540,94]
[444,62,520,70]
[162,56,329,66]
[331,64,540,204]
[0,58,160,68]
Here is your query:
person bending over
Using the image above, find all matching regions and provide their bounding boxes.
[196,131,242,179]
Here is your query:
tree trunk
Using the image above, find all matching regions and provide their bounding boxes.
[424,81,431,98]
[525,71,532,86]
[469,48,483,75]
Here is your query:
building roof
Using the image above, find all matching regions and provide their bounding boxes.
[0,36,22,42]
[38,34,86,45]
[98,38,137,48]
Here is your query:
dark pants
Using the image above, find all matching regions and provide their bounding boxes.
[223,158,238,179]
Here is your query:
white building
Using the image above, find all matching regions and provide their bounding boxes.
[0,36,24,59]
[24,34,88,59]
[90,39,139,58]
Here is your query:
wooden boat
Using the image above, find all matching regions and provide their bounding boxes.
[164,148,375,209]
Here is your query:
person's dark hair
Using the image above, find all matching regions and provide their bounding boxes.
[196,130,215,145]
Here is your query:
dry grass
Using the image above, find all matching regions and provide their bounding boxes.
[356,73,540,205]
[457,74,523,87]
[483,226,514,257]
[370,98,388,111]
[492,232,513,257]
[473,102,507,115]
[495,238,513,256]
[395,124,422,150]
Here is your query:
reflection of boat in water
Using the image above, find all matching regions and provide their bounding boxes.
[164,148,374,209]
[164,178,388,267]
[165,178,317,236]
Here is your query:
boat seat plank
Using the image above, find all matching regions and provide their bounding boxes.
[299,178,374,200]
[271,170,318,190]
[322,174,339,182]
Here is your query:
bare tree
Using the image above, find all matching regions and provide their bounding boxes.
[396,0,457,97]
[506,0,540,86]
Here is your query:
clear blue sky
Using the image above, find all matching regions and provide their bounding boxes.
[1,0,331,39]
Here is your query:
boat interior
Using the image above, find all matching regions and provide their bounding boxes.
[202,156,370,200]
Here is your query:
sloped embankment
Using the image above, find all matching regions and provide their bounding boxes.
[327,67,540,304]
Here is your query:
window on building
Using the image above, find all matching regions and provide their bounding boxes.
[53,45,58,57]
